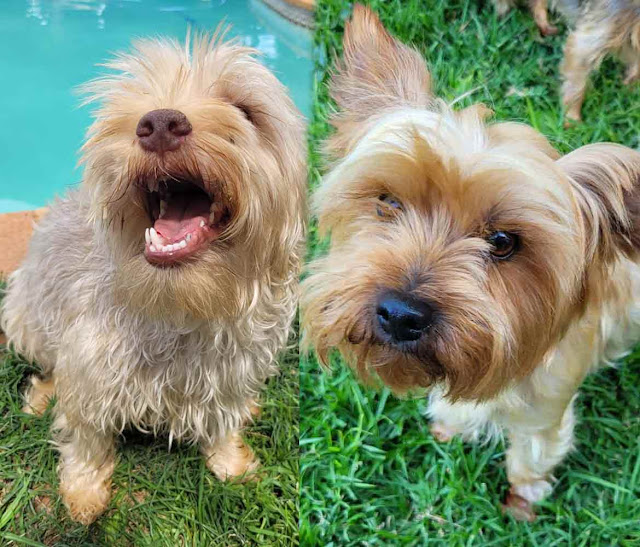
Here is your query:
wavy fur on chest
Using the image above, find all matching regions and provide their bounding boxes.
[2,192,296,445]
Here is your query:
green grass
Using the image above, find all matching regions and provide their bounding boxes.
[301,0,640,544]
[0,295,299,545]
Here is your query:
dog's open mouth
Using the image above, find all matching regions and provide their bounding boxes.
[142,178,229,266]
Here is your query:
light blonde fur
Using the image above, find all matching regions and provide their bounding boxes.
[301,5,640,520]
[1,31,306,524]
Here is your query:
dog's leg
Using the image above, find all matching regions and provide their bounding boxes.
[201,431,260,482]
[427,391,493,443]
[621,43,640,85]
[503,398,575,521]
[23,375,55,415]
[493,0,515,18]
[561,22,613,123]
[530,0,558,36]
[56,415,115,525]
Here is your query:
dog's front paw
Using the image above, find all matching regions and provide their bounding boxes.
[429,422,458,443]
[502,479,553,522]
[502,489,536,522]
[59,473,112,525]
[539,23,558,37]
[512,479,553,503]
[203,433,261,482]
[22,376,55,416]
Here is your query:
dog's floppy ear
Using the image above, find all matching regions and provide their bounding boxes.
[557,143,640,259]
[329,4,432,132]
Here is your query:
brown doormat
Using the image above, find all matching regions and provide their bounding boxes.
[0,208,48,279]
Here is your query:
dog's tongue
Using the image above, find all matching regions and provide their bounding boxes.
[153,192,210,243]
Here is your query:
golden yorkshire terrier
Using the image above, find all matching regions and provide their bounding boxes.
[301,5,640,521]
[494,0,640,122]
[1,32,305,524]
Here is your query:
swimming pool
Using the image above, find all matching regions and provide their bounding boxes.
[0,0,311,213]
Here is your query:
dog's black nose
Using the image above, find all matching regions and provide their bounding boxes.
[376,292,434,343]
[136,109,192,153]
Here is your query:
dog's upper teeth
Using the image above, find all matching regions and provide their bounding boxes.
[159,200,167,219]
[149,227,164,247]
[209,202,223,225]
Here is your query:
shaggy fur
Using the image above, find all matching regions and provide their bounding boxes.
[301,4,640,521]
[1,31,306,524]
[560,0,640,122]
[492,0,640,122]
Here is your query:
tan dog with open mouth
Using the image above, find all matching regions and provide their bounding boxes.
[301,5,640,520]
[1,31,306,524]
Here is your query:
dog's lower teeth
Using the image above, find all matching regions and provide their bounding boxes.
[150,245,157,252]
[199,220,205,228]
[145,228,151,245]
[179,240,187,249]
[186,233,192,242]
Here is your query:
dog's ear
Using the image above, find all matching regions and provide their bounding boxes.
[329,4,432,134]
[557,143,640,259]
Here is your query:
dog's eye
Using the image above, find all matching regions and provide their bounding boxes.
[377,194,402,217]
[487,231,519,260]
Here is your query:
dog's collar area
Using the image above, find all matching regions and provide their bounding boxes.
[142,178,229,266]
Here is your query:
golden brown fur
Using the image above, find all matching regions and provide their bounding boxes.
[561,0,640,121]
[493,0,640,122]
[301,4,640,519]
[1,31,306,524]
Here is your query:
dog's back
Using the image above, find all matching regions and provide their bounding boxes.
[1,189,104,370]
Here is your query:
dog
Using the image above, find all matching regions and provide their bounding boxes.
[560,0,640,122]
[1,31,306,524]
[493,0,640,122]
[301,4,640,521]
[493,0,560,36]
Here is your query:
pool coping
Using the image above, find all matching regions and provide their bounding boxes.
[0,208,47,280]
[260,0,315,28]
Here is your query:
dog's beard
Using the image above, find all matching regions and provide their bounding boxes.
[83,138,290,323]
[303,255,509,400]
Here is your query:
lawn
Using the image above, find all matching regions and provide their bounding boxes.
[300,0,640,544]
[0,289,299,545]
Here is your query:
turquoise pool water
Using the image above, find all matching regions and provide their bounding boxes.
[0,0,311,213]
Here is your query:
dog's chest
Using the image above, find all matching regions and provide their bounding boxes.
[79,323,277,441]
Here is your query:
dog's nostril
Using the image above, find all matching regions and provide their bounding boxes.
[376,292,434,343]
[136,120,154,138]
[376,305,390,321]
[136,109,192,153]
